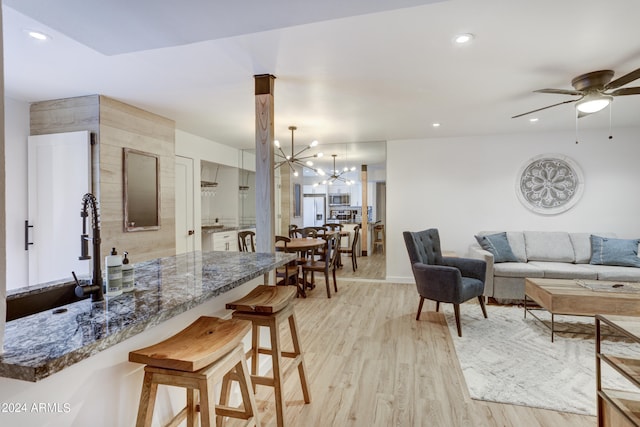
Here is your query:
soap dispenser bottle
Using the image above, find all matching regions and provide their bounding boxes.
[105,247,123,297]
[121,251,135,292]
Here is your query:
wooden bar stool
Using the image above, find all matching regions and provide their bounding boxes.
[225,285,311,427]
[129,316,260,427]
[373,223,385,253]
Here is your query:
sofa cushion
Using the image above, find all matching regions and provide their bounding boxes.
[569,233,592,264]
[477,231,527,262]
[584,264,640,281]
[506,232,527,263]
[590,235,640,268]
[570,232,617,264]
[475,233,518,263]
[524,231,574,263]
[493,262,544,278]
[528,261,598,280]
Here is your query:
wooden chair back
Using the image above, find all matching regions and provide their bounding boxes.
[237,230,256,252]
[323,223,343,232]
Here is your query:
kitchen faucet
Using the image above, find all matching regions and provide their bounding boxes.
[74,193,104,302]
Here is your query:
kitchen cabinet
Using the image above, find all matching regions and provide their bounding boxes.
[596,314,640,427]
[212,230,238,252]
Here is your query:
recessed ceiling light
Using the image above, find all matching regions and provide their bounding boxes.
[26,30,51,41]
[453,33,474,44]
[432,123,441,127]
[529,118,539,122]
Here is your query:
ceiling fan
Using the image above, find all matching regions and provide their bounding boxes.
[512,67,640,119]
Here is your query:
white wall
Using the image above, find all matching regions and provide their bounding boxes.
[4,97,29,290]
[386,127,640,282]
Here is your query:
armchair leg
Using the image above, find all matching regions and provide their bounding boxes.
[435,301,440,313]
[478,296,488,318]
[453,304,462,337]
[416,297,425,320]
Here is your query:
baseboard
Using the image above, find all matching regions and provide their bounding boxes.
[385,276,415,284]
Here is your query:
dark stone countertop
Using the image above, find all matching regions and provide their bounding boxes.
[0,250,293,382]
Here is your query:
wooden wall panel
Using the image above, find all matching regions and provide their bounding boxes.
[98,96,175,262]
[29,94,176,266]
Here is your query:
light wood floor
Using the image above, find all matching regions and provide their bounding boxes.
[228,253,596,426]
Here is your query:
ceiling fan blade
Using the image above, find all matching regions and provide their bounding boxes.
[577,110,592,119]
[511,98,581,119]
[610,86,640,96]
[534,88,584,96]
[604,67,640,90]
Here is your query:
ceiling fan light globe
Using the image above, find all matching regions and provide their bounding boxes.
[576,95,612,113]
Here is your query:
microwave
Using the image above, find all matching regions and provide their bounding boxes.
[329,194,350,206]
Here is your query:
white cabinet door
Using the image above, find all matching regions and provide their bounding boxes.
[27,131,91,285]
[175,156,195,254]
[212,231,237,251]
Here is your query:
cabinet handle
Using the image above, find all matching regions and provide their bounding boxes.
[25,220,34,250]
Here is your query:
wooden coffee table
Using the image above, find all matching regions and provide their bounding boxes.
[524,278,640,342]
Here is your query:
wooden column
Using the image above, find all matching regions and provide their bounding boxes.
[254,74,276,256]
[361,165,368,256]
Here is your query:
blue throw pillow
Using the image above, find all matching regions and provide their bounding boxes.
[590,235,640,268]
[475,232,519,263]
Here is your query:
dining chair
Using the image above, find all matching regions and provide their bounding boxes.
[289,228,304,238]
[301,233,340,298]
[237,230,256,252]
[323,223,343,232]
[339,225,360,271]
[301,227,319,238]
[274,236,301,294]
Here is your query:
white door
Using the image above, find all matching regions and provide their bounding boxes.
[27,131,91,285]
[175,156,195,254]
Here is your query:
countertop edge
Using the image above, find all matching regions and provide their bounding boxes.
[0,251,293,382]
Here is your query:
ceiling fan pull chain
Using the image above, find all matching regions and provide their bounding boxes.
[575,109,579,144]
[608,102,613,140]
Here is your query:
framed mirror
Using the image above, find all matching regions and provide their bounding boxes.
[123,148,160,231]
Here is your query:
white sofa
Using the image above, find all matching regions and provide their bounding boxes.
[468,231,640,301]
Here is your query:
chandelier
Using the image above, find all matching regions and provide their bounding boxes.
[315,154,356,186]
[274,126,323,177]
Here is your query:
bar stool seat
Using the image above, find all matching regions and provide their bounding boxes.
[225,285,311,427]
[129,316,259,427]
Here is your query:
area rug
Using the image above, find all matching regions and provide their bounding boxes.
[442,304,638,416]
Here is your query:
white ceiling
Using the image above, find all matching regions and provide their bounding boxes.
[4,0,640,173]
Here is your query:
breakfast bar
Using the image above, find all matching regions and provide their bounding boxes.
[0,250,293,427]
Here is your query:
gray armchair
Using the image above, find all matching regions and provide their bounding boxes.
[403,228,487,337]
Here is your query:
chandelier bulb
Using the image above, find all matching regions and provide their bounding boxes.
[274,140,280,148]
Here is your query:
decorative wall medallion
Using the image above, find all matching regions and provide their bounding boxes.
[516,154,584,215]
